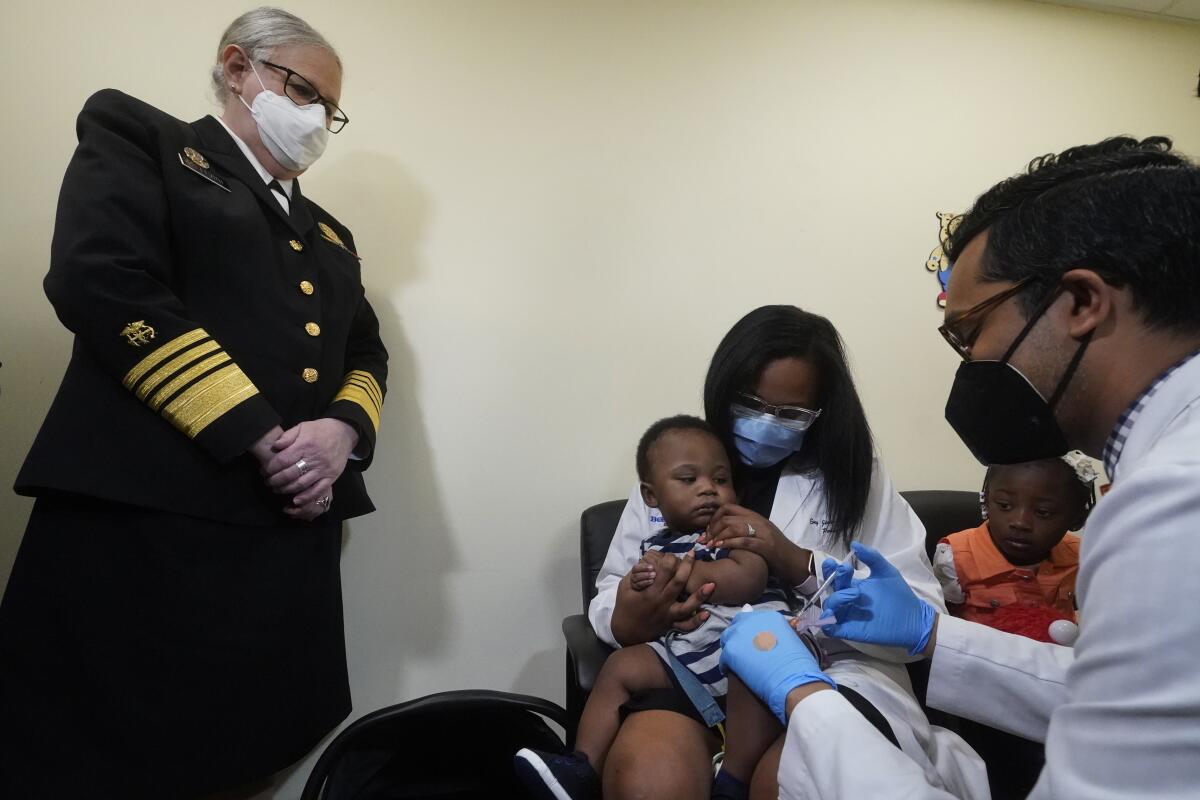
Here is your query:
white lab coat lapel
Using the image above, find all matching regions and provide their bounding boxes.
[769,462,822,547]
[1111,353,1200,481]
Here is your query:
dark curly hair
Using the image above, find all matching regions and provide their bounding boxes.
[946,136,1200,334]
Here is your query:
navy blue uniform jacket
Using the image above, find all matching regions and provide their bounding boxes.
[16,89,388,524]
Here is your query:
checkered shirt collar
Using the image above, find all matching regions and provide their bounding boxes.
[1103,349,1200,481]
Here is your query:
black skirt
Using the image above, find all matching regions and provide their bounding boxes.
[0,494,351,799]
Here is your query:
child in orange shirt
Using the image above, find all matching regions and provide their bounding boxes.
[933,453,1097,642]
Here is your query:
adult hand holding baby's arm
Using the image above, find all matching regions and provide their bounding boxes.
[702,504,812,586]
[610,552,715,646]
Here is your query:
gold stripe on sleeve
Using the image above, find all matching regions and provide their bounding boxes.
[333,382,381,432]
[148,352,232,410]
[345,377,382,411]
[181,380,260,438]
[122,328,209,390]
[345,369,383,407]
[136,339,222,401]
[159,363,260,438]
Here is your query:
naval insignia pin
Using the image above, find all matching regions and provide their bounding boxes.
[121,320,157,347]
[318,222,361,259]
[183,147,209,170]
[318,222,344,246]
[178,148,231,192]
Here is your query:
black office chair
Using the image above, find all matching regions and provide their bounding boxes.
[300,689,567,800]
[900,490,985,560]
[562,500,625,745]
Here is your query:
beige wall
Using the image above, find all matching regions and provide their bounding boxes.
[2,0,1197,794]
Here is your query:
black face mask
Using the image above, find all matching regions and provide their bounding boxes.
[945,287,1092,465]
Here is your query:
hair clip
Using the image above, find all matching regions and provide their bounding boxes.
[1060,450,1099,485]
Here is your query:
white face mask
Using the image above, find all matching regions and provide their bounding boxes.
[238,59,330,172]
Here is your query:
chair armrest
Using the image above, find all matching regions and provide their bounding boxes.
[563,614,615,694]
[563,614,615,746]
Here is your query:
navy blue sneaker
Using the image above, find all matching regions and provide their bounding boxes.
[514,748,600,800]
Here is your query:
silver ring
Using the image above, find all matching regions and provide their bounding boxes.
[747,523,756,537]
[317,496,331,510]
[295,459,309,476]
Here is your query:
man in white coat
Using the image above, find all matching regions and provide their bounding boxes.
[721,135,1200,798]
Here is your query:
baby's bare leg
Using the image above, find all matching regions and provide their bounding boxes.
[721,673,783,784]
[575,644,670,772]
[748,734,786,800]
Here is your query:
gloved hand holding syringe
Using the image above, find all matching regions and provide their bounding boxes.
[795,548,858,631]
[735,548,857,622]
[738,549,857,637]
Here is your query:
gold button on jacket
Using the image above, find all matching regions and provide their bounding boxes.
[305,322,321,337]
[289,240,304,252]
[302,368,319,383]
[299,280,314,295]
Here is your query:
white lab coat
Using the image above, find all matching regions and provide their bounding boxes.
[588,456,988,796]
[778,354,1200,799]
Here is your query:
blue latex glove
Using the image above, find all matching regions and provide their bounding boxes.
[820,556,855,593]
[720,609,835,723]
[819,542,937,656]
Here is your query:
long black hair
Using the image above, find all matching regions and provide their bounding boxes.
[703,305,874,548]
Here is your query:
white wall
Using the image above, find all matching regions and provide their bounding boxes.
[2,0,1197,795]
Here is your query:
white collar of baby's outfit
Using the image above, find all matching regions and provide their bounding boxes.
[212,115,293,198]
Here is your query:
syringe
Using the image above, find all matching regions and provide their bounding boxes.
[795,549,857,620]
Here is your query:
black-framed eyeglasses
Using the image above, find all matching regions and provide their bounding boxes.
[735,393,822,428]
[938,278,1033,361]
[261,60,350,133]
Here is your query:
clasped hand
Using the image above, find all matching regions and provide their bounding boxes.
[250,419,359,521]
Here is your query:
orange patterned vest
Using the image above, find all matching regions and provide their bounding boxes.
[940,522,1079,624]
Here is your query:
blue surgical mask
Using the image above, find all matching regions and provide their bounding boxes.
[731,404,810,468]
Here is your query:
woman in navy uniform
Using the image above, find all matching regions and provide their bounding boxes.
[0,8,387,798]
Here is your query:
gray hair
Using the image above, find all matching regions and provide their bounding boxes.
[211,7,341,103]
